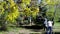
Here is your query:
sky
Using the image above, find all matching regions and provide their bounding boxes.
[37,0,41,4]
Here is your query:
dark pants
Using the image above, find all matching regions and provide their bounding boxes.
[46,26,52,34]
[43,24,47,31]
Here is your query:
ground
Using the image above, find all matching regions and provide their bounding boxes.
[0,22,60,34]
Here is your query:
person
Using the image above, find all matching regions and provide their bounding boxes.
[44,18,48,31]
[46,20,53,34]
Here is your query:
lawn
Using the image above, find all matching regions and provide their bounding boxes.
[0,21,60,34]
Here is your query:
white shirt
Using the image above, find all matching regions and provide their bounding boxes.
[44,18,47,24]
[44,18,48,27]
[48,21,53,27]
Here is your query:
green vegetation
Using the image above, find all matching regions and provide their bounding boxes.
[0,0,60,34]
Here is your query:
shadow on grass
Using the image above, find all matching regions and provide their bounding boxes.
[0,27,7,31]
[19,25,44,32]
[44,32,60,34]
[20,25,43,29]
[30,32,60,34]
[54,32,60,34]
[0,26,17,32]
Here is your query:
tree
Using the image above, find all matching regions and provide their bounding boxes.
[0,0,20,30]
[42,0,60,20]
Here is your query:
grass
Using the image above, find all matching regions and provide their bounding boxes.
[0,26,23,34]
[0,21,60,34]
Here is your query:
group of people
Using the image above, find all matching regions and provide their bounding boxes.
[44,17,54,34]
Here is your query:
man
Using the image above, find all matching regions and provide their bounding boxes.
[47,20,53,34]
[44,18,48,31]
